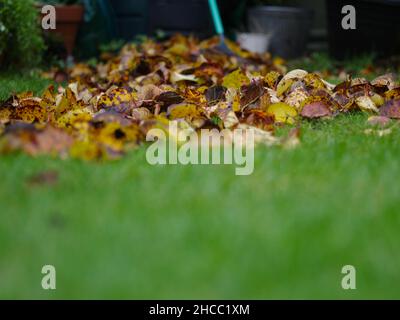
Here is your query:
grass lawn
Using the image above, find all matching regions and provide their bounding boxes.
[1,70,400,299]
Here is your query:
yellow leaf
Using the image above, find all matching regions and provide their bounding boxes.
[276,79,294,97]
[222,69,250,90]
[56,109,92,129]
[370,93,385,107]
[225,88,241,112]
[167,103,202,119]
[97,87,133,109]
[70,140,101,161]
[264,71,281,88]
[267,103,298,124]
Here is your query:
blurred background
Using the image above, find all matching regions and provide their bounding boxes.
[1,0,400,70]
[57,0,400,59]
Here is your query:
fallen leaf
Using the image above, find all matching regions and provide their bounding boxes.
[380,99,400,119]
[301,101,332,119]
[267,103,297,124]
[355,96,379,113]
[240,80,265,109]
[222,69,250,90]
[205,86,227,105]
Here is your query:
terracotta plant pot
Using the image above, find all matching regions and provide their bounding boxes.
[41,5,84,58]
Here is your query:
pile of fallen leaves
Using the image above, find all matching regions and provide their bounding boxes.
[0,35,399,160]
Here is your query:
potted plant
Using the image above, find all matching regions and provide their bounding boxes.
[246,0,313,59]
[37,0,85,60]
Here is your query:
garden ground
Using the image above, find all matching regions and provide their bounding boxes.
[1,58,400,299]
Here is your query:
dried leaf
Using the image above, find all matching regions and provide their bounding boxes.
[205,86,227,105]
[240,80,265,109]
[355,96,379,113]
[222,69,250,90]
[267,103,297,124]
[167,103,202,120]
[379,99,400,119]
[301,101,332,119]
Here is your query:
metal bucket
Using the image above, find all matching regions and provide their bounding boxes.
[247,6,313,59]
[236,32,272,54]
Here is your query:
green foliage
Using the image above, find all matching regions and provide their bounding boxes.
[0,71,52,101]
[0,0,45,69]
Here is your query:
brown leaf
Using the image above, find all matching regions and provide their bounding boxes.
[301,101,332,119]
[242,110,274,131]
[2,125,73,157]
[205,86,227,105]
[240,80,265,109]
[371,73,397,91]
[379,99,400,119]
[155,91,184,108]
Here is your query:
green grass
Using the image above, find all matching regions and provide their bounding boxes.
[1,72,400,299]
[0,72,52,101]
[288,52,397,83]
[289,52,376,73]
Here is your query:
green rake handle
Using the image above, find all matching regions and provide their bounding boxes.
[208,0,225,36]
